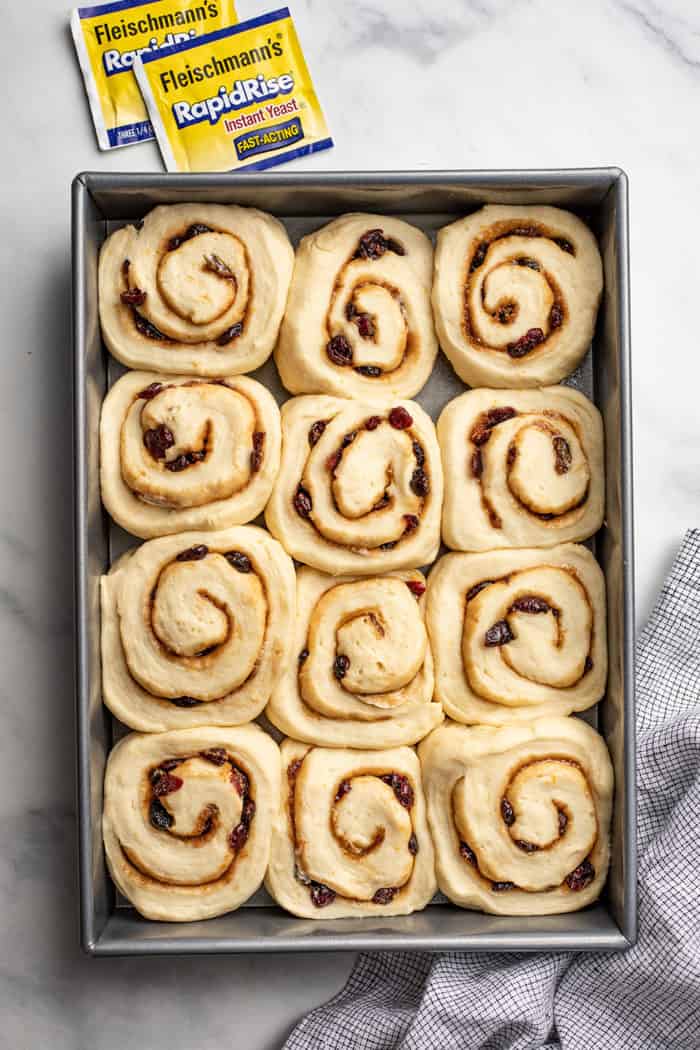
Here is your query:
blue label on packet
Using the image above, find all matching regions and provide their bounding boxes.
[107,118,154,147]
[233,116,304,161]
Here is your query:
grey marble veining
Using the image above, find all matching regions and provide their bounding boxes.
[1,0,699,1046]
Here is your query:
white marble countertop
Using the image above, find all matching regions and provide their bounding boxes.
[1,0,697,1046]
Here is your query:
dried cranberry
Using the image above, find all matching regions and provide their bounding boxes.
[565,859,595,892]
[459,842,476,866]
[507,327,545,358]
[484,620,514,647]
[298,649,309,665]
[506,445,517,467]
[584,656,594,674]
[355,365,382,377]
[471,426,491,447]
[470,241,488,271]
[365,415,382,431]
[372,887,398,905]
[143,424,175,460]
[229,821,250,852]
[408,833,419,855]
[133,310,170,341]
[516,257,540,270]
[149,798,173,830]
[558,810,568,836]
[510,225,538,237]
[554,237,574,254]
[386,237,406,255]
[138,382,164,400]
[200,748,227,766]
[406,580,426,597]
[379,773,414,809]
[293,487,312,518]
[466,580,493,602]
[486,407,517,428]
[335,779,352,802]
[166,450,205,472]
[510,596,550,615]
[120,288,147,306]
[403,514,419,534]
[553,435,572,474]
[170,696,201,707]
[380,541,397,550]
[501,798,515,826]
[516,840,539,853]
[326,335,353,366]
[310,882,336,908]
[471,450,483,479]
[341,431,357,449]
[491,881,515,892]
[388,406,413,430]
[203,253,235,279]
[176,544,208,562]
[410,468,430,497]
[355,228,389,260]
[334,654,350,680]
[216,322,243,346]
[168,223,212,250]
[151,771,183,796]
[550,303,564,329]
[412,441,425,467]
[231,767,250,798]
[497,303,516,324]
[308,420,327,447]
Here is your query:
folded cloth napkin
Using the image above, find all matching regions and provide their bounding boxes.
[285,530,700,1050]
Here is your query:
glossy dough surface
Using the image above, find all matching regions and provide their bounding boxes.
[266,566,443,748]
[103,725,280,921]
[438,387,604,551]
[419,718,613,915]
[99,203,293,375]
[100,371,281,538]
[266,739,436,918]
[275,213,438,399]
[265,396,443,575]
[101,526,295,732]
[433,205,603,387]
[426,545,607,725]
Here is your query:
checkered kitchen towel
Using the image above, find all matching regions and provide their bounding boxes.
[286,530,700,1049]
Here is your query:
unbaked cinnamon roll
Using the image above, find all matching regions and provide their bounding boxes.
[101,526,295,732]
[419,718,613,915]
[433,205,603,387]
[103,724,279,922]
[275,214,438,399]
[266,567,443,748]
[438,387,604,551]
[100,371,281,538]
[99,204,293,375]
[266,740,436,918]
[426,545,607,725]
[265,396,443,575]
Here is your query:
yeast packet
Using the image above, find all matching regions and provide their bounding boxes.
[133,6,333,171]
[71,0,238,149]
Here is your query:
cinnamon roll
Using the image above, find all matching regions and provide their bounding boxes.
[100,371,281,538]
[99,204,294,375]
[103,724,279,921]
[438,387,604,551]
[275,214,438,399]
[419,718,613,915]
[266,740,436,918]
[426,545,607,725]
[101,526,295,732]
[433,205,603,387]
[265,396,443,575]
[266,567,443,748]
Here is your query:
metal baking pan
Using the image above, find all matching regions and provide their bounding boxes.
[73,169,635,956]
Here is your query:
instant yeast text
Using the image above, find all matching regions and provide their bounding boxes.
[133,7,333,172]
[71,0,238,150]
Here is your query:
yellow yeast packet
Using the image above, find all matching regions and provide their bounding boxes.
[133,6,333,172]
[71,0,238,150]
